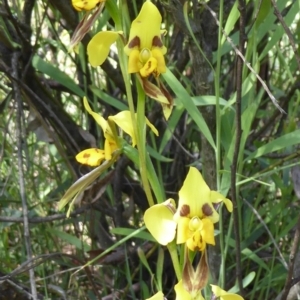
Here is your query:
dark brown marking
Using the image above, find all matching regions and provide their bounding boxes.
[202,203,213,216]
[180,204,190,217]
[83,153,91,158]
[152,36,163,48]
[128,36,140,48]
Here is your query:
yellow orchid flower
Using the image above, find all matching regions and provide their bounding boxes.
[124,1,167,78]
[144,167,232,251]
[210,285,244,300]
[76,97,158,166]
[146,291,165,300]
[175,280,205,300]
[174,167,232,251]
[72,0,103,12]
[82,97,118,161]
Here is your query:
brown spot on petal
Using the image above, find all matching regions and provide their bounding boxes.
[83,153,91,158]
[202,203,213,216]
[128,36,140,48]
[152,36,163,48]
[180,204,190,217]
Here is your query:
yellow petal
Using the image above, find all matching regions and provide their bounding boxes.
[210,191,233,212]
[109,111,136,146]
[124,1,163,53]
[210,285,244,300]
[175,280,205,300]
[146,291,164,300]
[104,139,118,160]
[186,230,205,251]
[175,280,192,300]
[140,57,158,77]
[176,217,190,244]
[83,97,107,131]
[127,49,141,73]
[201,218,215,245]
[72,0,102,11]
[87,31,119,67]
[144,199,177,245]
[175,167,219,223]
[109,111,158,146]
[152,48,166,75]
[75,148,105,166]
[145,118,159,136]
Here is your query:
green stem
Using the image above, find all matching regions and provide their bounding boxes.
[216,0,225,287]
[167,241,182,281]
[136,80,155,207]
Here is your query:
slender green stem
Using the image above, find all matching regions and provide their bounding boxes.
[216,0,225,287]
[167,241,182,281]
[136,79,155,206]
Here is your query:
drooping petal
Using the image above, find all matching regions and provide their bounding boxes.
[75,148,105,166]
[138,76,169,104]
[175,167,219,223]
[210,191,233,212]
[83,97,107,131]
[157,79,173,120]
[124,1,163,53]
[72,0,102,11]
[210,285,244,300]
[174,280,192,300]
[109,111,136,146]
[144,199,177,245]
[87,31,119,67]
[146,291,164,300]
[145,118,159,136]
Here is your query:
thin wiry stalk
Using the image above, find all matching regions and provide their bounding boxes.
[230,0,246,296]
[12,51,38,300]
[271,0,300,72]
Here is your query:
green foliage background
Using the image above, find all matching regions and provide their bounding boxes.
[0,0,300,299]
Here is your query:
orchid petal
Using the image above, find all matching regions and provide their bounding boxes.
[109,111,136,146]
[144,199,177,245]
[211,191,233,212]
[127,49,141,73]
[72,0,102,11]
[83,97,107,132]
[152,48,166,74]
[138,76,169,104]
[176,217,190,244]
[210,285,244,300]
[201,218,215,245]
[124,1,164,53]
[108,111,158,147]
[87,31,119,67]
[175,280,205,300]
[146,291,164,300]
[176,167,219,223]
[140,57,158,77]
[145,118,159,136]
[75,148,105,166]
